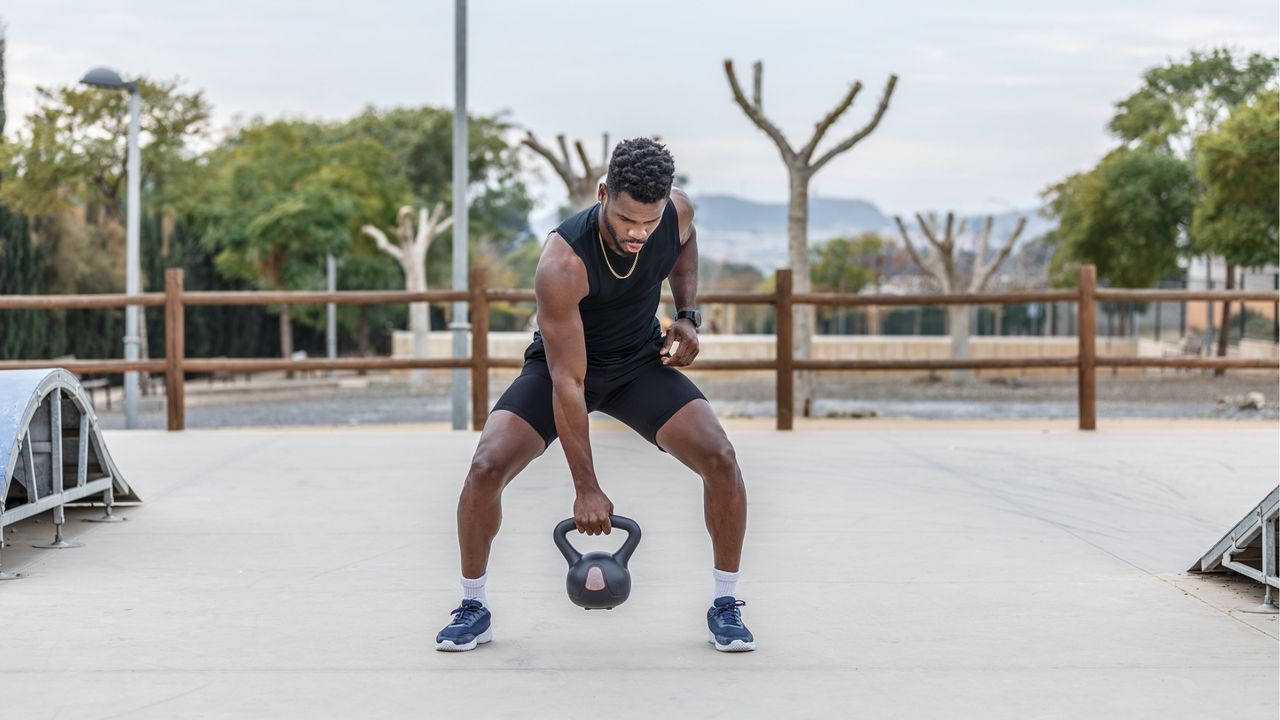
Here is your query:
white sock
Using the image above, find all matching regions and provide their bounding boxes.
[713,568,740,601]
[461,574,487,605]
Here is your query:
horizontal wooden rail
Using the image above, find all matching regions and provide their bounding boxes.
[485,289,536,303]
[182,289,470,306]
[665,291,779,305]
[0,360,167,373]
[791,289,1080,307]
[1096,356,1280,369]
[182,357,471,373]
[794,357,1079,371]
[1095,289,1280,303]
[0,293,165,310]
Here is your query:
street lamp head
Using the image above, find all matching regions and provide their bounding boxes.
[80,67,136,91]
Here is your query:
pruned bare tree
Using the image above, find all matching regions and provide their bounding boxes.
[362,203,453,385]
[522,131,608,211]
[724,59,898,415]
[893,212,1027,380]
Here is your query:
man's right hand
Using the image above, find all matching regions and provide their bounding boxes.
[574,488,614,535]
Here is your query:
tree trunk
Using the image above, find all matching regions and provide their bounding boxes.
[404,257,431,386]
[571,185,598,211]
[279,304,294,379]
[947,305,971,381]
[787,169,815,416]
[1214,264,1234,376]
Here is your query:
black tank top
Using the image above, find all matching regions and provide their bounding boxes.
[534,200,682,367]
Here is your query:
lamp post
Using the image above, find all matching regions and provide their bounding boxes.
[451,0,470,429]
[80,67,141,429]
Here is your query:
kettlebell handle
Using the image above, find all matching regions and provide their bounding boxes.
[553,514,642,567]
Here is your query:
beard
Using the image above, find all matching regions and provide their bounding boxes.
[599,206,639,256]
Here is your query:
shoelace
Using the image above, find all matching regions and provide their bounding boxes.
[711,600,746,626]
[450,603,484,627]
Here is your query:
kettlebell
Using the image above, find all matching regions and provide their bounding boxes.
[553,515,641,610]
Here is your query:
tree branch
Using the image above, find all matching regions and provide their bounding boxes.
[415,207,431,252]
[914,212,946,254]
[974,216,993,268]
[396,206,415,247]
[361,224,400,259]
[811,74,899,172]
[430,201,454,238]
[574,139,595,178]
[752,61,763,112]
[971,216,1026,292]
[521,131,575,190]
[724,59,796,163]
[556,134,572,166]
[801,81,863,161]
[895,215,944,285]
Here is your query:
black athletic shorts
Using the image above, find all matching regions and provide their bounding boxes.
[492,337,706,450]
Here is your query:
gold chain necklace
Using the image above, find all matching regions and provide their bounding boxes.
[598,227,642,280]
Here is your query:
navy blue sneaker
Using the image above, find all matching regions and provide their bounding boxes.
[435,599,493,651]
[707,596,756,652]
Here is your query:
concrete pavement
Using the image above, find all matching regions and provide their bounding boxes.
[1,420,1276,719]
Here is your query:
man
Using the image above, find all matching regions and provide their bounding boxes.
[435,138,754,653]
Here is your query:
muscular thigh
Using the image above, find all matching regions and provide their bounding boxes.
[469,409,547,486]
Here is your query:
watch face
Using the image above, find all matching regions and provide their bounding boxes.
[679,310,701,329]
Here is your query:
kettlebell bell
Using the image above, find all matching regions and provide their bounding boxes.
[553,515,641,610]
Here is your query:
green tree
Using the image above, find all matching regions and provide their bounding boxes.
[810,233,884,335]
[333,106,532,290]
[0,77,210,295]
[195,119,409,360]
[1043,48,1277,343]
[1110,49,1277,154]
[1044,148,1195,295]
[811,233,882,292]
[1192,89,1279,369]
[1193,90,1280,266]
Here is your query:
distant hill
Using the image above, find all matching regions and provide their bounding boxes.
[692,194,892,236]
[692,195,1054,271]
[532,194,1054,272]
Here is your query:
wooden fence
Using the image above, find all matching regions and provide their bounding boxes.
[1,265,1277,432]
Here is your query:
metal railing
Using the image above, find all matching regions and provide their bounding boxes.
[2,265,1277,432]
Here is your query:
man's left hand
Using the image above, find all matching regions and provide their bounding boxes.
[661,319,699,367]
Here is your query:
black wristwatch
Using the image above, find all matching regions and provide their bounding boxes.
[675,309,702,330]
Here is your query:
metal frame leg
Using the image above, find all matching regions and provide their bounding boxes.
[33,504,84,549]
[84,486,127,523]
[1236,506,1279,614]
[0,518,20,580]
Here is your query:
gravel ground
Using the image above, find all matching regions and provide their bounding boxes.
[92,370,1279,429]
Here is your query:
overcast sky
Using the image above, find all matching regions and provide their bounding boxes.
[3,1,1276,218]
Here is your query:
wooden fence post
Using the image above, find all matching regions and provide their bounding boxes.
[775,268,794,431]
[470,268,490,432]
[164,268,186,431]
[1077,265,1097,431]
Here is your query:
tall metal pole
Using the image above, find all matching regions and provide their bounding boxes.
[326,253,337,377]
[123,86,141,428]
[450,0,470,429]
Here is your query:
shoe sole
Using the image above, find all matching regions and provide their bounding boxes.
[708,632,756,652]
[435,627,493,652]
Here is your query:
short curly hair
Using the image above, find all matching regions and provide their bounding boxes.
[605,137,675,204]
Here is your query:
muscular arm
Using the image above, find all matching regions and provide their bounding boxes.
[535,234,613,534]
[663,188,700,366]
